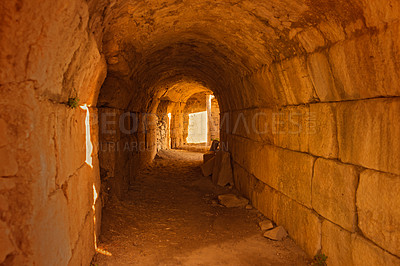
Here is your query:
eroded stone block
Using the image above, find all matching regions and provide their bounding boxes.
[357,170,400,256]
[352,234,400,266]
[336,99,400,175]
[312,158,357,231]
[321,220,352,266]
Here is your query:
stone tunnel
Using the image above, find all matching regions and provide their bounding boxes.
[0,0,399,265]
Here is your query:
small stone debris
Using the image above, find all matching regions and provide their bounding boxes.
[218,194,249,208]
[259,219,274,231]
[263,226,288,241]
[245,204,253,210]
[211,199,218,205]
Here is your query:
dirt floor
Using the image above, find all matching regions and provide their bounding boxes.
[93,149,310,266]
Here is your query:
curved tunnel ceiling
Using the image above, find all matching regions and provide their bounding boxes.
[91,0,364,112]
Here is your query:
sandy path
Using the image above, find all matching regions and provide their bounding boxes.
[93,149,310,266]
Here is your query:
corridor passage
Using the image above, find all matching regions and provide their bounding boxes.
[93,149,309,265]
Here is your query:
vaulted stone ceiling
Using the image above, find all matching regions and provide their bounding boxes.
[89,0,367,111]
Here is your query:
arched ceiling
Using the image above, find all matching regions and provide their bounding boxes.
[89,0,364,112]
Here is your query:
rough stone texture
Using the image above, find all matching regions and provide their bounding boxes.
[312,159,358,231]
[0,221,14,264]
[308,103,338,158]
[321,220,353,266]
[274,193,322,257]
[233,162,321,257]
[275,105,310,153]
[337,98,400,175]
[357,170,400,256]
[351,234,400,266]
[218,194,249,208]
[201,157,215,177]
[253,142,314,206]
[65,164,95,249]
[32,190,72,266]
[259,220,274,231]
[0,147,18,177]
[67,214,95,266]
[203,151,215,163]
[263,226,288,241]
[328,21,400,100]
[307,53,339,102]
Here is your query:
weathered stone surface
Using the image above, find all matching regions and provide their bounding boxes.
[259,220,274,231]
[359,0,400,27]
[0,147,18,177]
[255,144,315,208]
[357,170,400,256]
[0,221,14,264]
[218,194,249,208]
[337,99,400,175]
[33,190,71,265]
[201,156,215,177]
[203,151,215,163]
[275,105,309,153]
[312,159,358,231]
[263,226,288,241]
[66,164,94,248]
[329,22,400,100]
[231,135,315,207]
[295,27,326,53]
[274,193,321,256]
[307,53,338,102]
[274,56,317,105]
[321,220,353,266]
[308,103,338,158]
[67,214,95,266]
[0,118,8,147]
[352,234,400,266]
[55,106,87,186]
[216,151,234,187]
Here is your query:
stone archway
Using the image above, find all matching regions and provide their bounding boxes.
[1,0,400,265]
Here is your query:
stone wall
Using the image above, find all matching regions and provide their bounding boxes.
[99,108,157,200]
[224,19,400,265]
[0,0,106,264]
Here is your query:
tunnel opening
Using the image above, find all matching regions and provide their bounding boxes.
[1,0,400,265]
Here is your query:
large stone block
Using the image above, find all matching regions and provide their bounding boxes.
[357,170,400,256]
[274,193,322,257]
[352,234,400,266]
[329,22,400,100]
[252,144,315,207]
[274,105,309,153]
[0,147,18,177]
[66,164,94,248]
[0,221,14,264]
[308,103,338,158]
[307,53,339,102]
[68,214,95,266]
[274,56,317,105]
[33,190,71,265]
[251,180,280,221]
[321,220,352,266]
[295,27,326,53]
[359,0,400,28]
[336,98,400,175]
[55,105,87,186]
[312,159,358,231]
